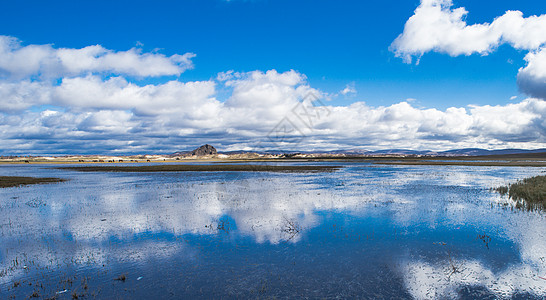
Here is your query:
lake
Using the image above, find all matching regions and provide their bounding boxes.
[0,162,545,299]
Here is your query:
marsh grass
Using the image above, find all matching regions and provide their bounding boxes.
[493,186,508,196]
[0,176,66,188]
[494,175,546,210]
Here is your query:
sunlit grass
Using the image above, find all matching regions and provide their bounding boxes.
[494,175,546,210]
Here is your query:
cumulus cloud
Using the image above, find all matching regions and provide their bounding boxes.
[1,35,546,154]
[2,76,546,154]
[54,75,219,117]
[0,35,195,78]
[0,80,51,112]
[340,83,357,96]
[391,0,546,62]
[391,0,546,99]
[517,48,546,99]
[222,69,320,130]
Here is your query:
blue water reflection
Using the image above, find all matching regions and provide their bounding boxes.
[0,163,545,299]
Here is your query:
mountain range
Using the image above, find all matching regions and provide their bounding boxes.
[182,146,546,157]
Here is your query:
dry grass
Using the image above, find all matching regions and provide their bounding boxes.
[494,175,546,210]
[0,176,66,188]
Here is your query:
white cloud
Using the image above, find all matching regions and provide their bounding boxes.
[54,75,219,118]
[0,80,51,112]
[2,74,546,154]
[391,0,546,100]
[222,69,319,130]
[517,48,546,99]
[391,0,546,63]
[340,83,357,96]
[1,34,546,154]
[0,35,195,78]
[77,110,137,133]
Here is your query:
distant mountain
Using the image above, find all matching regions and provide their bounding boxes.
[172,144,217,157]
[324,148,546,157]
[367,149,436,155]
[171,145,546,157]
[439,148,546,156]
[192,144,217,156]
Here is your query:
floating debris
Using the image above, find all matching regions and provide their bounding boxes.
[114,274,127,282]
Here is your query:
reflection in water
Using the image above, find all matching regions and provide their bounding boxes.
[0,164,545,298]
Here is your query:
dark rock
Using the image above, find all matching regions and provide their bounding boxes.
[191,144,217,156]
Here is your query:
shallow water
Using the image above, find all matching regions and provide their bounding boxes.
[0,163,545,299]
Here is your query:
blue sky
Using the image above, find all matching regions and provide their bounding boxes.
[0,0,546,154]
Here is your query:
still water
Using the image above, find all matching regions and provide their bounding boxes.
[0,163,545,299]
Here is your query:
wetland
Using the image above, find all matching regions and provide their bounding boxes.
[0,161,545,299]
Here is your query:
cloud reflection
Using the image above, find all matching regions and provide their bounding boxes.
[0,165,545,298]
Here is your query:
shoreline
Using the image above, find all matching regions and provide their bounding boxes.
[2,156,546,167]
[0,176,66,188]
[57,164,341,173]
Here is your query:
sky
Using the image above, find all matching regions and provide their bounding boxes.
[1,0,546,155]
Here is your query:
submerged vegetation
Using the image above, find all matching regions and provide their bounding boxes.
[494,175,546,210]
[0,176,66,188]
[58,164,341,173]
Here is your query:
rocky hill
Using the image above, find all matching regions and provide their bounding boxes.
[190,144,217,156]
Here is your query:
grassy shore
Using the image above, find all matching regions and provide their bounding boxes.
[58,164,341,173]
[3,151,546,166]
[0,176,66,188]
[494,175,546,210]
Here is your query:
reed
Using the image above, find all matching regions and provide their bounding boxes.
[494,175,546,210]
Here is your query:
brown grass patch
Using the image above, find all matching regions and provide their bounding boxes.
[0,176,66,188]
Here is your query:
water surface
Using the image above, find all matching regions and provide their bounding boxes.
[0,163,545,299]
